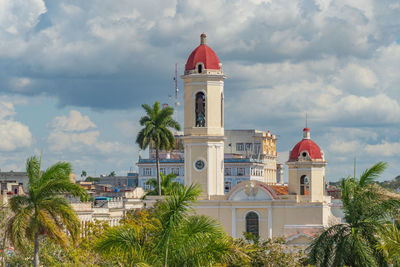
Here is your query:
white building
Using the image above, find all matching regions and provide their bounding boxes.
[137,129,281,192]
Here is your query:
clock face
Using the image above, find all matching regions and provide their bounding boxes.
[195,159,205,170]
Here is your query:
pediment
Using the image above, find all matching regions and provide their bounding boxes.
[227,181,274,201]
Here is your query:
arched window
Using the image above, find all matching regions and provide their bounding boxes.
[198,64,203,73]
[300,175,309,195]
[195,92,206,127]
[245,211,259,237]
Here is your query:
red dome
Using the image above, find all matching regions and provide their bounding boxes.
[289,129,322,160]
[185,34,221,71]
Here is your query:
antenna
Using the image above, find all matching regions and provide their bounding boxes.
[174,63,180,108]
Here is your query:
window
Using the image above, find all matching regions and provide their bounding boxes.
[254,143,261,154]
[224,167,232,176]
[300,175,309,195]
[198,64,203,73]
[237,167,245,176]
[171,168,180,176]
[160,168,166,175]
[245,143,252,151]
[195,92,206,127]
[143,168,152,176]
[236,143,244,151]
[224,181,232,193]
[144,183,151,190]
[246,212,259,237]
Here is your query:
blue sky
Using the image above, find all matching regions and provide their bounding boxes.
[1,0,400,181]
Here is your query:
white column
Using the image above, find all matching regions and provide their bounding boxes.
[207,144,212,196]
[232,208,236,238]
[268,207,273,238]
[216,144,222,195]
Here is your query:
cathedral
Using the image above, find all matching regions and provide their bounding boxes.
[144,33,339,244]
[67,33,340,245]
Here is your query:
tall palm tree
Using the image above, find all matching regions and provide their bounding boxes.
[145,173,181,196]
[308,162,400,267]
[136,101,181,196]
[7,156,89,267]
[96,185,242,266]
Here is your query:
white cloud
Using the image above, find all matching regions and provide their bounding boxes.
[0,101,32,151]
[50,110,96,132]
[365,142,400,157]
[47,110,134,154]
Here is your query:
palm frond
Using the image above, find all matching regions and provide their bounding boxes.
[7,207,32,250]
[359,162,387,187]
[36,179,89,202]
[38,161,72,187]
[26,156,41,187]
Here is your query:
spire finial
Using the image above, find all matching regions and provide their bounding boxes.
[200,33,207,45]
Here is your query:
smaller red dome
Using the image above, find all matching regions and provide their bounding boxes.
[185,34,221,71]
[289,128,322,160]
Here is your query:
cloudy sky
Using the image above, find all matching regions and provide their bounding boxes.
[1,0,400,181]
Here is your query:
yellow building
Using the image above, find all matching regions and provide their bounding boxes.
[170,34,339,243]
[74,34,340,245]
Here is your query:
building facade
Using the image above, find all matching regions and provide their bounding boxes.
[142,34,339,243]
[74,34,339,244]
[137,129,280,191]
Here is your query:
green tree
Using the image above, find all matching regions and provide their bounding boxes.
[136,101,181,196]
[109,171,116,177]
[377,223,400,266]
[81,170,87,178]
[1,198,9,266]
[7,156,89,267]
[227,234,305,267]
[96,185,243,266]
[308,162,400,267]
[145,173,181,196]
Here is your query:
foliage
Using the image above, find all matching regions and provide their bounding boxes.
[377,222,400,266]
[97,185,245,266]
[5,220,116,267]
[0,199,10,266]
[308,162,400,267]
[81,170,87,178]
[7,156,89,267]
[109,171,116,177]
[226,233,305,267]
[136,101,181,196]
[145,173,181,196]
[85,176,100,182]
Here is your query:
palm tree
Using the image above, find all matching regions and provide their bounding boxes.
[145,173,181,196]
[7,156,89,267]
[136,101,181,196]
[97,185,242,266]
[308,162,400,267]
[377,223,400,265]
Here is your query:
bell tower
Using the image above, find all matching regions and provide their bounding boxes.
[286,128,327,202]
[182,34,226,197]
